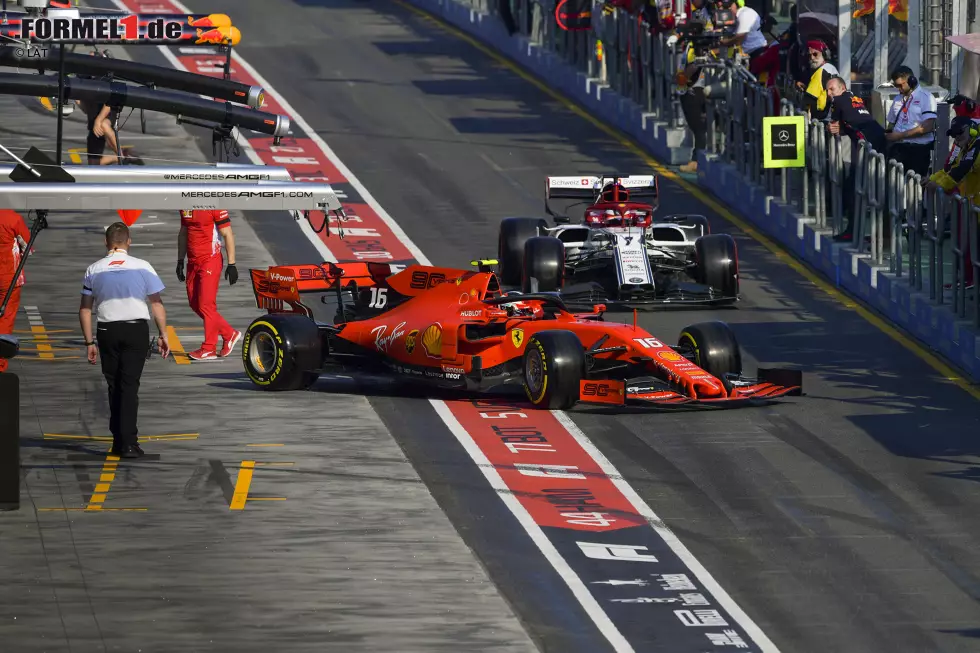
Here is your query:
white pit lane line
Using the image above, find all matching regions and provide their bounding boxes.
[116,1,781,649]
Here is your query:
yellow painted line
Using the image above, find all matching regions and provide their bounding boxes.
[166,325,190,365]
[44,432,198,442]
[86,454,120,511]
[397,0,980,402]
[16,356,81,361]
[18,346,78,352]
[245,443,284,447]
[39,97,54,111]
[30,329,54,359]
[230,460,255,510]
[37,508,148,512]
[14,329,73,334]
[68,147,84,165]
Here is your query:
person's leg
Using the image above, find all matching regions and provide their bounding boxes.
[679,88,707,172]
[0,284,19,374]
[99,118,119,165]
[199,255,234,345]
[116,321,149,449]
[96,322,123,449]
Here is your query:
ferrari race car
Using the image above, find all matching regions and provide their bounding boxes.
[241,260,802,410]
[495,174,738,308]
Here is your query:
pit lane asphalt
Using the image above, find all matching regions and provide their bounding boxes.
[0,47,539,652]
[153,1,980,651]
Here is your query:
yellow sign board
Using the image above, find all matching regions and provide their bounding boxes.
[762,116,806,169]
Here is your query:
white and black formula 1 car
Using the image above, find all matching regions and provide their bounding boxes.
[495,174,739,308]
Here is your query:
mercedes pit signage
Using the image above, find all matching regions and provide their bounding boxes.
[762,115,806,168]
[10,13,240,46]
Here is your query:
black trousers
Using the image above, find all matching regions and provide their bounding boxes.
[680,87,707,154]
[96,320,150,449]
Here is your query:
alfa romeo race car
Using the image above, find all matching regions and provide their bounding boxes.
[496,174,739,308]
[241,260,802,410]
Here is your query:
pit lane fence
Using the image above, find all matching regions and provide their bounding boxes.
[442,0,979,330]
[700,62,979,329]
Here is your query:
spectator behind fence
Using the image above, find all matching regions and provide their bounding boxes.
[797,40,838,120]
[826,76,887,242]
[885,65,936,177]
[674,0,713,173]
[718,0,768,69]
[923,115,979,290]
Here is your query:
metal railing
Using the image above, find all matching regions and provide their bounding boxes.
[443,0,980,327]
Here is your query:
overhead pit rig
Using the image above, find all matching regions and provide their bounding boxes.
[0,0,271,163]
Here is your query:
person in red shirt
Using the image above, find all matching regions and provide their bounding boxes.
[0,210,30,373]
[176,209,241,360]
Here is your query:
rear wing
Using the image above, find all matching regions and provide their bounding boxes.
[249,262,392,316]
[545,175,659,201]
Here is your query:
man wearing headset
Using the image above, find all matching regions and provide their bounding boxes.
[885,65,937,177]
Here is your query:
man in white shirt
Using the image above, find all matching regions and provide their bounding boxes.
[885,65,937,177]
[79,222,170,458]
[719,0,767,58]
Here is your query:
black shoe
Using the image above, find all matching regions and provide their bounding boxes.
[110,445,143,459]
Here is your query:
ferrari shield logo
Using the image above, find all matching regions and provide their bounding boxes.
[405,329,419,355]
[511,329,524,348]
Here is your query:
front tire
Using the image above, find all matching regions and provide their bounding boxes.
[498,217,549,287]
[523,330,584,410]
[242,314,322,391]
[677,321,742,380]
[694,234,738,298]
[522,236,565,293]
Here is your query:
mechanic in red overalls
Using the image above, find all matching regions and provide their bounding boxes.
[0,210,30,373]
[176,209,241,361]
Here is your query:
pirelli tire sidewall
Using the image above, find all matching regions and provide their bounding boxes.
[242,314,322,391]
[498,217,549,287]
[694,233,739,298]
[523,330,584,410]
[677,320,742,383]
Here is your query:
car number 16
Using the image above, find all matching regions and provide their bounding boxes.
[368,287,388,309]
[633,337,664,349]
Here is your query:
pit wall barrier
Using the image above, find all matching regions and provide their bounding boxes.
[402,0,980,383]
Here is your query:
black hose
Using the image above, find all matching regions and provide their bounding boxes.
[0,47,263,107]
[0,72,287,137]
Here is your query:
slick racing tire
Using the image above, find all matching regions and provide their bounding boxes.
[498,217,549,287]
[522,236,564,293]
[523,330,584,410]
[694,233,739,298]
[242,314,322,391]
[678,321,742,381]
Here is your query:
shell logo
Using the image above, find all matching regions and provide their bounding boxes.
[422,323,442,358]
[658,350,684,362]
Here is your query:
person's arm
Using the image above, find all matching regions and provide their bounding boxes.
[176,223,187,280]
[888,117,936,141]
[92,105,111,136]
[148,293,170,358]
[931,137,980,191]
[79,271,97,363]
[142,266,170,357]
[218,225,235,266]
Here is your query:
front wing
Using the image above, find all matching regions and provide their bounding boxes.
[577,369,803,410]
[558,280,737,309]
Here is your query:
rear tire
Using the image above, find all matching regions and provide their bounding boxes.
[242,314,322,391]
[677,321,742,380]
[694,233,738,297]
[523,330,584,410]
[498,217,549,287]
[522,236,565,293]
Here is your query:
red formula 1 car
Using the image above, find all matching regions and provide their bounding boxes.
[242,261,803,409]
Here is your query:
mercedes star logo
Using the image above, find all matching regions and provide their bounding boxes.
[778,129,790,142]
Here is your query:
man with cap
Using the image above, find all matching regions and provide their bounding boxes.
[923,115,979,289]
[797,39,838,120]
